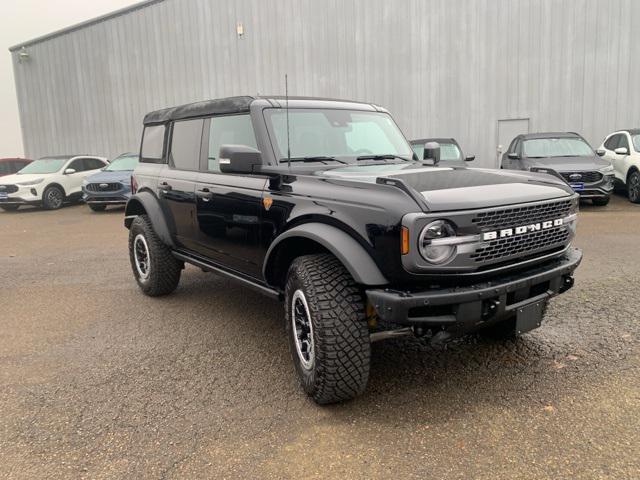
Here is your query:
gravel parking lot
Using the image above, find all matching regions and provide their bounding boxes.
[1,195,639,479]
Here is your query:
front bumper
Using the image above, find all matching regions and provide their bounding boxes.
[565,175,614,198]
[82,190,131,205]
[366,248,582,330]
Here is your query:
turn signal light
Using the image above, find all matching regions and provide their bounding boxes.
[401,226,410,255]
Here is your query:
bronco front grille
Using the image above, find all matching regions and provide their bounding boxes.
[559,171,602,183]
[86,182,122,192]
[0,184,18,194]
[471,227,570,263]
[471,199,575,230]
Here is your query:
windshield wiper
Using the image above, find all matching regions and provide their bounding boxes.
[282,156,348,164]
[356,154,411,162]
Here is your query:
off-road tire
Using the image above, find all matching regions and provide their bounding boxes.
[627,171,640,203]
[42,185,64,210]
[128,215,182,296]
[480,303,548,340]
[285,254,371,404]
[89,204,107,212]
[0,205,19,211]
[592,197,610,206]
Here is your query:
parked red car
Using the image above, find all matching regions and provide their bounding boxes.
[0,158,32,177]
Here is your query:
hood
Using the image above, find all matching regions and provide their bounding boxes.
[319,163,573,212]
[525,155,610,171]
[85,169,132,184]
[0,173,44,185]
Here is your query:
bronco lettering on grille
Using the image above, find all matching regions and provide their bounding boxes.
[482,218,564,241]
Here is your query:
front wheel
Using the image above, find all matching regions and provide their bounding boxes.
[285,254,371,404]
[592,196,610,206]
[128,215,182,296]
[627,171,640,203]
[42,185,64,210]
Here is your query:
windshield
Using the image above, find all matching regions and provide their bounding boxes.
[264,109,413,163]
[523,138,593,158]
[17,157,68,174]
[411,142,462,162]
[105,154,139,171]
[632,134,640,152]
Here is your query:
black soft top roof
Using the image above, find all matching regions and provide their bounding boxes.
[144,96,254,125]
[143,95,381,125]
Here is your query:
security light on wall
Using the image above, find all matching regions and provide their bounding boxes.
[236,22,244,38]
[18,47,30,63]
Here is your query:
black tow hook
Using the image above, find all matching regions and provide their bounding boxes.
[560,275,575,293]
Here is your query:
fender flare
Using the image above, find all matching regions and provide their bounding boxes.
[263,223,389,286]
[124,190,174,247]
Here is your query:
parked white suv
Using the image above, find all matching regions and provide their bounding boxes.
[598,129,640,203]
[0,155,107,211]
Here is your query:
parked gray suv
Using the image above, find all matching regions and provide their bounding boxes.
[501,132,614,206]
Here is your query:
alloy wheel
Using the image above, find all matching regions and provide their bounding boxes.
[291,289,315,370]
[133,234,151,280]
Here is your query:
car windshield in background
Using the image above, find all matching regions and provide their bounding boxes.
[632,134,640,152]
[523,138,593,158]
[105,155,139,171]
[17,158,67,174]
[412,142,462,162]
[264,109,413,163]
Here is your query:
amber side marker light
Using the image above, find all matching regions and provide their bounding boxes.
[401,226,410,255]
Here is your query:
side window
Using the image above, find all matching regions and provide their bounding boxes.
[170,119,204,171]
[604,134,620,151]
[85,158,105,170]
[68,158,86,172]
[515,140,523,156]
[0,162,8,174]
[141,125,166,162]
[618,134,630,151]
[207,115,257,172]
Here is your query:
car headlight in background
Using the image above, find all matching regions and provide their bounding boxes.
[16,178,44,186]
[418,220,457,264]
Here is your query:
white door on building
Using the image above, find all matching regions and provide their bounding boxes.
[496,118,530,168]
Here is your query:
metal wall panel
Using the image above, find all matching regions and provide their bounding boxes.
[10,0,640,167]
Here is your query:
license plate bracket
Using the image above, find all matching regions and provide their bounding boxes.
[569,182,584,191]
[0,192,8,200]
[515,300,546,334]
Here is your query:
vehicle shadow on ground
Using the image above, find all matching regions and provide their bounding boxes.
[171,267,607,425]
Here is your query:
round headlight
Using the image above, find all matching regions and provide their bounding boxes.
[418,220,457,264]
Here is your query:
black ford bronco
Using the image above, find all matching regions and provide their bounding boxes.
[125,96,582,404]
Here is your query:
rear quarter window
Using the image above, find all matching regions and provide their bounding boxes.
[141,125,166,163]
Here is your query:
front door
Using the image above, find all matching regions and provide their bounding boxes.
[193,114,267,279]
[497,118,530,168]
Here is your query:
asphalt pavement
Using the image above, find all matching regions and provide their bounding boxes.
[0,195,638,479]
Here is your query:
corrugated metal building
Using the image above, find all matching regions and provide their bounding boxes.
[10,0,640,167]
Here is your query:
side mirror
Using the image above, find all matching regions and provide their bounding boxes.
[64,168,76,174]
[507,153,520,160]
[218,145,262,174]
[423,142,441,165]
[596,149,606,157]
[614,147,629,155]
[465,155,475,162]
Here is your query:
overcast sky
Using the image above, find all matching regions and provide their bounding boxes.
[0,0,137,157]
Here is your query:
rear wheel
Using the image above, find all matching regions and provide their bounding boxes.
[592,196,610,206]
[1,205,19,212]
[128,215,182,296]
[42,185,64,210]
[627,171,640,203]
[89,204,107,212]
[285,254,371,404]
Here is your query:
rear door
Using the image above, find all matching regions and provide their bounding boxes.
[193,114,267,278]
[158,118,205,250]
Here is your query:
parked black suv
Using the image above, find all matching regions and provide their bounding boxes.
[501,132,614,206]
[125,96,582,404]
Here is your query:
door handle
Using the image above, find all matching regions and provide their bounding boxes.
[159,181,173,191]
[196,188,213,200]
